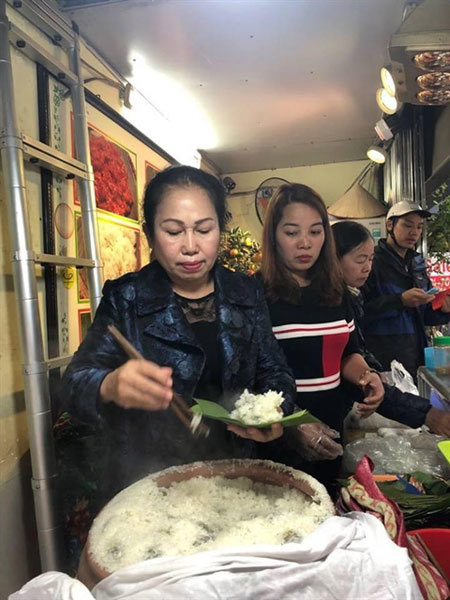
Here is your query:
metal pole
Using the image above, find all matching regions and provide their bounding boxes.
[69,32,103,313]
[0,2,63,571]
[413,106,427,257]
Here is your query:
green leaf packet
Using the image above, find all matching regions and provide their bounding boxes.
[191,398,320,429]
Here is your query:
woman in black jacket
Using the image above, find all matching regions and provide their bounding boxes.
[60,166,297,500]
[332,219,450,437]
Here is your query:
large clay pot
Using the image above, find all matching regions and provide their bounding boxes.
[77,459,333,589]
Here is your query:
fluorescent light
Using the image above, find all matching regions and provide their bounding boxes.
[367,145,388,164]
[129,53,218,150]
[380,66,396,96]
[376,88,400,115]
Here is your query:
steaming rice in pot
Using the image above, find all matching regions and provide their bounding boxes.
[88,461,334,573]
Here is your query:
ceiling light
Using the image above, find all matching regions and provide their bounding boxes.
[367,145,388,164]
[380,66,396,96]
[376,88,400,115]
[374,118,394,141]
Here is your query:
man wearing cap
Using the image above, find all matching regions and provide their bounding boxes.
[361,200,450,379]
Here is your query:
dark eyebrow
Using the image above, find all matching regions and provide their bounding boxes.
[160,217,215,226]
[282,221,323,227]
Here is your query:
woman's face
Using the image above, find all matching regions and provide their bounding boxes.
[340,238,375,288]
[275,202,325,283]
[151,185,220,286]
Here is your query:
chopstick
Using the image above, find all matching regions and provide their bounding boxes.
[107,324,210,438]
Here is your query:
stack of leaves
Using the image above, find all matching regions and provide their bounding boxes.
[218,226,262,275]
[377,472,450,530]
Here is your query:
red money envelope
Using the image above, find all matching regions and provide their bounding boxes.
[431,288,450,310]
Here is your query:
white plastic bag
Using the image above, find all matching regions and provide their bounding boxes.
[390,360,419,395]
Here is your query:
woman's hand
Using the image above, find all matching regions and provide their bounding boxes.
[100,358,173,411]
[226,423,283,443]
[356,370,384,418]
[294,423,343,461]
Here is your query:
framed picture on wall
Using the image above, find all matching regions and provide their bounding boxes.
[78,308,92,343]
[75,211,141,302]
[145,160,160,186]
[72,119,138,221]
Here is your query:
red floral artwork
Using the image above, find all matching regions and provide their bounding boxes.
[89,132,136,218]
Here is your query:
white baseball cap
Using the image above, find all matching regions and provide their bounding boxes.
[386,200,431,220]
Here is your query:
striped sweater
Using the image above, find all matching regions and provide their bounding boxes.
[267,287,360,430]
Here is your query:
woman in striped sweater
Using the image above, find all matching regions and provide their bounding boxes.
[258,183,384,486]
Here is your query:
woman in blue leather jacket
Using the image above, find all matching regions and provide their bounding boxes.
[332,220,450,437]
[60,166,296,498]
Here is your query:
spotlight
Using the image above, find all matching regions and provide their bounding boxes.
[374,112,403,142]
[380,66,396,96]
[375,119,393,141]
[367,144,388,164]
[376,88,400,115]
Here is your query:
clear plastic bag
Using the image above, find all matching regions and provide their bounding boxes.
[390,360,419,395]
[342,431,449,478]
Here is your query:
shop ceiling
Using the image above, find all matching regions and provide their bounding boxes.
[58,0,406,173]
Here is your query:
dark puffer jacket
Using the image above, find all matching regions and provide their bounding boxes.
[60,261,296,496]
[348,287,431,428]
[361,239,449,377]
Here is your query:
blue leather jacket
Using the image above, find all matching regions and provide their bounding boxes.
[60,261,296,494]
[361,239,449,376]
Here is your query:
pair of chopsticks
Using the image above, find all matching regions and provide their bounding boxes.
[107,325,210,438]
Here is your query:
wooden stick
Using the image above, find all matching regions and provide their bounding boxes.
[107,325,209,437]
[108,324,142,360]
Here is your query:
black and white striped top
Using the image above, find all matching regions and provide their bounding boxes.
[267,286,360,430]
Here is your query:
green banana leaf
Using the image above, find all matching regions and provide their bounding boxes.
[191,398,320,429]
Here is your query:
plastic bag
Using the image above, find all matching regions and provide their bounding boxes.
[390,360,419,395]
[342,432,449,478]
